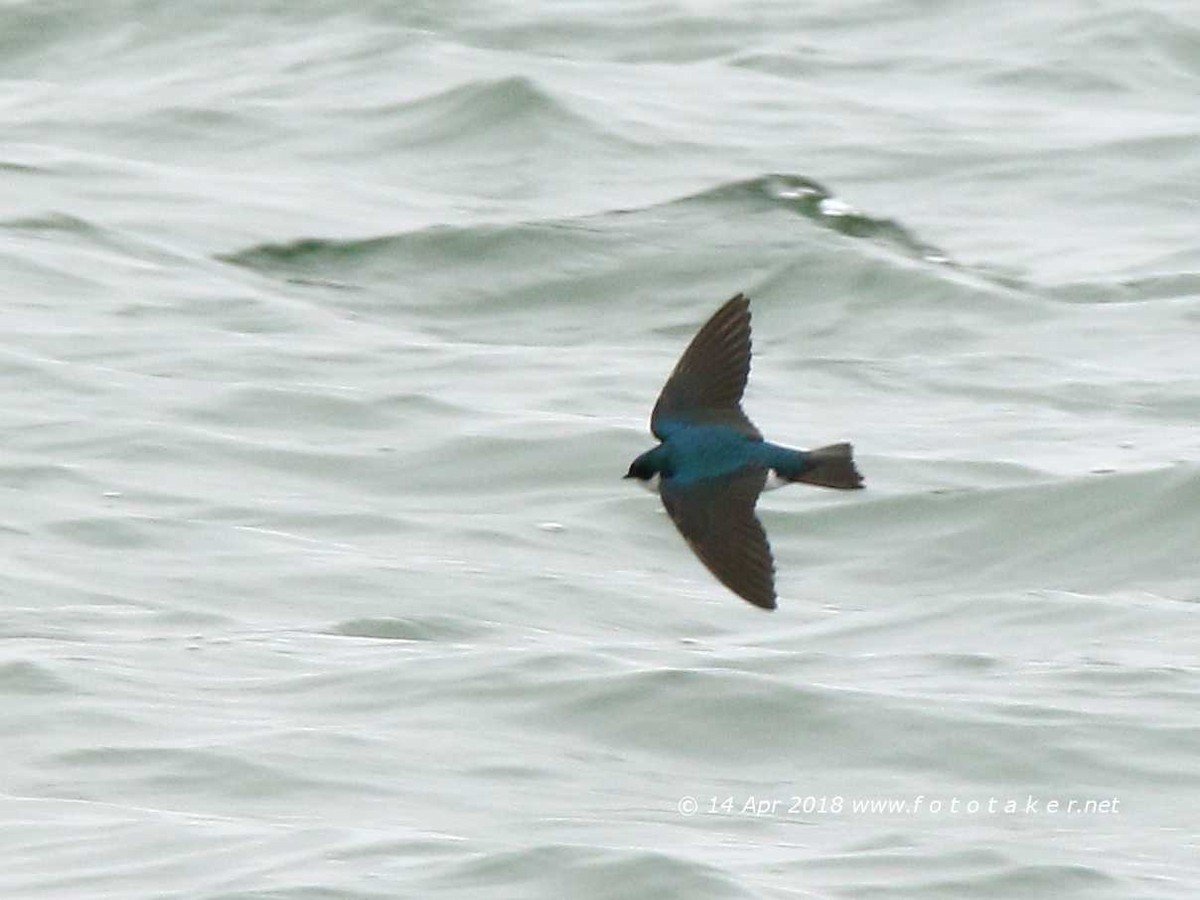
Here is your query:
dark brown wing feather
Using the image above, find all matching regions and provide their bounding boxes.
[651,293,761,440]
[659,468,776,610]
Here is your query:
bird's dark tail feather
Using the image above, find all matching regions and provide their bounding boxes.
[788,442,864,490]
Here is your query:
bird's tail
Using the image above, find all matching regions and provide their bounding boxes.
[784,442,864,490]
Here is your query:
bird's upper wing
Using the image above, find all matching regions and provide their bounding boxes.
[659,467,776,610]
[651,293,761,441]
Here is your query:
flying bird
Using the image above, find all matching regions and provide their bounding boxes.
[624,293,863,610]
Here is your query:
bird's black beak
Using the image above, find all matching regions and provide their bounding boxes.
[622,472,635,480]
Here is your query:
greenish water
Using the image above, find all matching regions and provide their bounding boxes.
[2,3,1198,898]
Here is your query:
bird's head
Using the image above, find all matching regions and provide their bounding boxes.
[624,457,655,482]
[624,446,668,487]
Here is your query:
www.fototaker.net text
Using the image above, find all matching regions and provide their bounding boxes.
[675,794,1122,818]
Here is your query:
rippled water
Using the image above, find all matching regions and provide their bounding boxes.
[3,3,1198,898]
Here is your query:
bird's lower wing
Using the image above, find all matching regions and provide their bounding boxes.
[659,468,776,610]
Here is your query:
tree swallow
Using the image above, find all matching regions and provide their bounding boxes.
[625,293,863,610]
